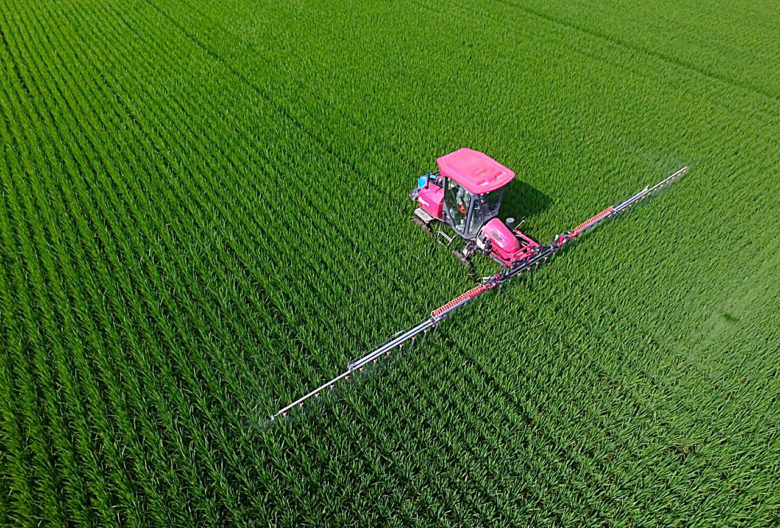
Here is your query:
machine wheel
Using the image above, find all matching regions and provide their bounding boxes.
[412,216,432,233]
[452,248,471,265]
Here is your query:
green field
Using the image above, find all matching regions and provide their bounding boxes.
[1,0,778,525]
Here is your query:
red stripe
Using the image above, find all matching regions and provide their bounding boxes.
[431,284,488,317]
[573,207,614,235]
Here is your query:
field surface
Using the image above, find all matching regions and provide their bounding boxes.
[1,0,778,526]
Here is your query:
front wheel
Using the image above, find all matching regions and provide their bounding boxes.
[452,249,470,264]
[412,216,432,233]
[452,242,477,265]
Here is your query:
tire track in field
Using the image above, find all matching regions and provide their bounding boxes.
[168,0,477,199]
[145,0,433,192]
[174,0,777,188]
[409,0,778,130]
[490,0,778,102]
[145,0,402,203]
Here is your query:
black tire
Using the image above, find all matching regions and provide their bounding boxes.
[452,249,470,265]
[412,216,432,233]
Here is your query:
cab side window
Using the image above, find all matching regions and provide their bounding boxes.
[467,198,484,237]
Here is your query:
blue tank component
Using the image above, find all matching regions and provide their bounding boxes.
[417,172,436,187]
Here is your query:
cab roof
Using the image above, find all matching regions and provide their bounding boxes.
[437,148,515,194]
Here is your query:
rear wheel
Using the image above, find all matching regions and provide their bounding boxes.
[452,248,470,264]
[412,216,432,233]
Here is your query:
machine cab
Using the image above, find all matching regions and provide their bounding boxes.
[412,148,541,267]
[438,148,515,239]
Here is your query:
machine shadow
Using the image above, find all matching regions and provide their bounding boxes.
[500,181,552,221]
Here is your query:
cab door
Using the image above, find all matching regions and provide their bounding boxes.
[443,178,473,236]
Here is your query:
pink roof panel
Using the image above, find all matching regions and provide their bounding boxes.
[436,148,515,194]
